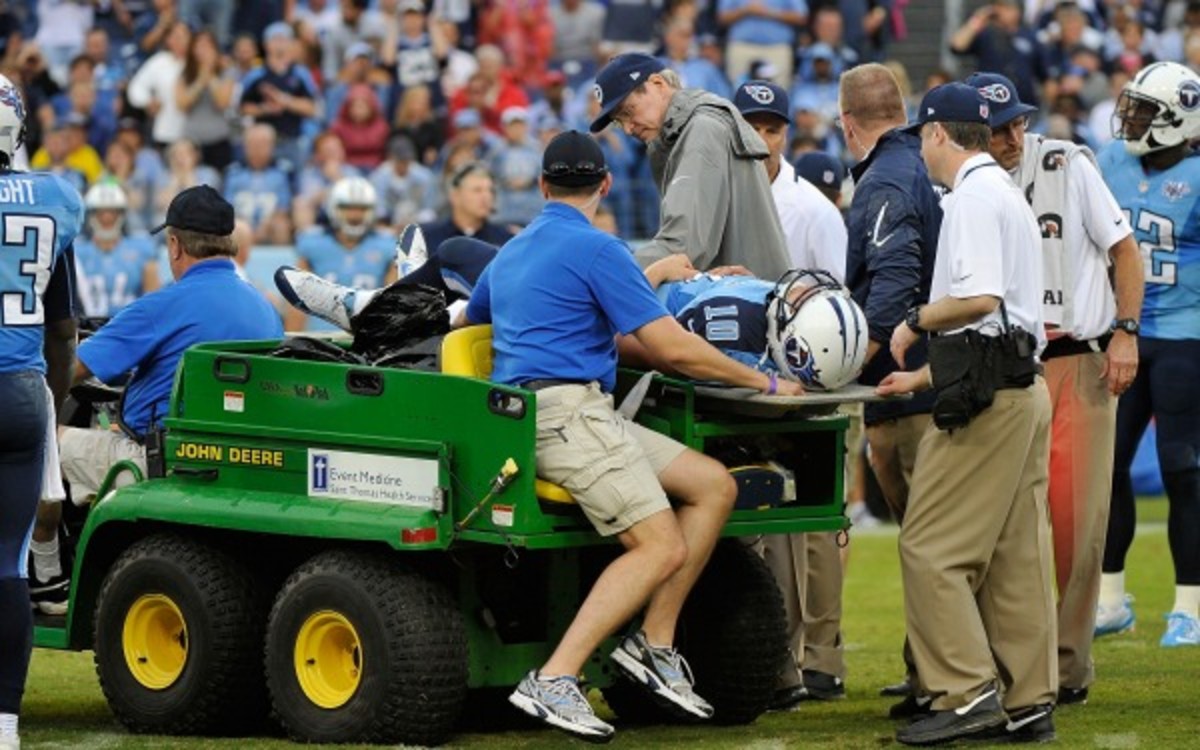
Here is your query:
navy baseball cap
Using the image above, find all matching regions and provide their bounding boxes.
[900,82,991,134]
[794,152,845,190]
[589,53,666,132]
[964,72,1038,128]
[734,80,791,124]
[152,185,235,236]
[542,130,608,187]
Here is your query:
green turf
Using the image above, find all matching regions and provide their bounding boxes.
[22,498,1195,749]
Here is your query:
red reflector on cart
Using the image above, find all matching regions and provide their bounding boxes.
[401,527,438,544]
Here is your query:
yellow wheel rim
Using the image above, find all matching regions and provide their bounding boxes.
[294,610,363,709]
[122,594,188,690]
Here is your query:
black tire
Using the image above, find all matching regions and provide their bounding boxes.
[603,539,786,726]
[264,549,468,746]
[93,533,268,735]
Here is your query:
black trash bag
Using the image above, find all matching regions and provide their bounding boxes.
[269,336,368,365]
[349,283,450,367]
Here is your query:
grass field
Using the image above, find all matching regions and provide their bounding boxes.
[21,498,1197,749]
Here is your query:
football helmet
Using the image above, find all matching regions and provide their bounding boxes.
[765,269,868,390]
[327,176,377,238]
[0,73,27,168]
[84,182,129,242]
[1113,62,1200,156]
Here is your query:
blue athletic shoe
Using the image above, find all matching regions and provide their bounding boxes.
[1160,612,1200,647]
[1094,595,1135,637]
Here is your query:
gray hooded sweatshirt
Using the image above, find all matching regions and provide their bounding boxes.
[635,89,791,280]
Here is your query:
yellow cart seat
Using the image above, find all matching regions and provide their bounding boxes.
[441,326,576,506]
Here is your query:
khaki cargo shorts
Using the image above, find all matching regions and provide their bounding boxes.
[58,427,147,501]
[535,383,686,536]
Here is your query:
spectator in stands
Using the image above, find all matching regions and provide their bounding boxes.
[369,134,438,229]
[394,84,445,167]
[422,161,514,250]
[36,113,103,184]
[839,0,892,63]
[127,17,190,148]
[230,31,261,82]
[293,131,359,231]
[34,0,93,85]
[176,29,236,171]
[319,0,380,82]
[449,44,530,134]
[290,176,395,331]
[443,107,497,163]
[433,16,479,95]
[224,123,293,244]
[330,84,390,172]
[55,77,117,157]
[478,0,554,89]
[661,17,733,99]
[180,0,235,47]
[135,0,181,60]
[1107,12,1157,75]
[239,21,320,174]
[324,42,385,129]
[82,29,125,96]
[381,1,444,108]
[1038,1,1104,92]
[527,70,576,130]
[101,141,151,234]
[800,7,859,80]
[717,0,808,88]
[1158,1,1200,63]
[550,0,606,84]
[489,106,544,226]
[950,0,1046,106]
[292,0,341,39]
[791,44,841,123]
[601,0,661,56]
[31,119,87,194]
[109,119,164,230]
[154,139,222,229]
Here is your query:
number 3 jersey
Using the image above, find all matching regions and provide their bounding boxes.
[73,234,157,317]
[1099,144,1200,339]
[0,171,84,373]
[656,274,775,371]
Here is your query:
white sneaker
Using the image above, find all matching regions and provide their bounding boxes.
[1095,594,1136,637]
[0,734,19,750]
[273,267,354,331]
[396,223,428,276]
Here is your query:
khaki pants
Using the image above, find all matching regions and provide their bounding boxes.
[58,427,147,500]
[865,412,931,524]
[901,379,1057,711]
[1045,352,1116,689]
[724,41,796,90]
[760,531,845,686]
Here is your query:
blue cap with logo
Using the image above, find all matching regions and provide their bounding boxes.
[589,53,667,132]
[900,82,992,134]
[963,72,1038,128]
[794,152,845,190]
[734,80,791,123]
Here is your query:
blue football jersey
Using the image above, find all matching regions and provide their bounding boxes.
[223,165,293,231]
[295,228,395,331]
[658,275,775,370]
[74,234,157,317]
[1099,143,1200,339]
[0,171,84,373]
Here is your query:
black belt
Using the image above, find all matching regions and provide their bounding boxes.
[1041,333,1112,361]
[520,379,591,391]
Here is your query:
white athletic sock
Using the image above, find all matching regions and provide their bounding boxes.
[30,537,61,581]
[0,712,17,737]
[347,289,379,320]
[1171,585,1200,618]
[1099,572,1125,609]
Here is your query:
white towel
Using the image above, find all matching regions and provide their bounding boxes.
[40,383,67,503]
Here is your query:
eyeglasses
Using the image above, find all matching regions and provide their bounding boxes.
[543,160,607,179]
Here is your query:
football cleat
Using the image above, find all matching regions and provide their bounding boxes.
[1094,594,1136,637]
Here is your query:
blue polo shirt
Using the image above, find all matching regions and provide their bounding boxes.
[80,258,283,435]
[465,202,668,392]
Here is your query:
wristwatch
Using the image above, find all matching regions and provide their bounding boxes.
[905,306,926,335]
[1111,318,1140,336]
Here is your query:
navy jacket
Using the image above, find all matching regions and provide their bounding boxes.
[420,218,514,255]
[845,129,942,424]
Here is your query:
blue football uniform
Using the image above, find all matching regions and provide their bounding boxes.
[223,164,293,232]
[296,228,395,331]
[73,233,158,317]
[1098,143,1200,340]
[657,275,775,372]
[0,172,84,374]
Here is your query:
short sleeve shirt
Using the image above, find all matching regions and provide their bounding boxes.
[466,202,668,391]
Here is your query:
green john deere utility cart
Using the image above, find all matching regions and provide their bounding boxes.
[34,326,877,746]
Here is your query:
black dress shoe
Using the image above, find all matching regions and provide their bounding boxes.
[768,684,806,712]
[896,688,1006,746]
[880,679,914,697]
[799,670,846,701]
[888,692,933,720]
[1000,704,1056,743]
[1057,685,1088,705]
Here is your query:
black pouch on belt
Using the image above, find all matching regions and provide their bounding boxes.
[928,330,996,431]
